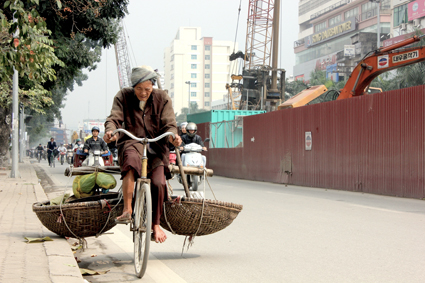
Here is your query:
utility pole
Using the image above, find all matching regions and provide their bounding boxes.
[19,103,24,163]
[10,3,20,178]
[370,0,381,48]
[185,81,191,114]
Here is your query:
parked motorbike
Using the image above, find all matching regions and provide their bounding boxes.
[177,138,210,191]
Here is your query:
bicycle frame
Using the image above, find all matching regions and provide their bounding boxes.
[111,129,175,278]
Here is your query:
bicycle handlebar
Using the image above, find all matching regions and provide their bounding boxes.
[112,128,175,143]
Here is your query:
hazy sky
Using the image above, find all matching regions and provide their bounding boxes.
[61,0,299,131]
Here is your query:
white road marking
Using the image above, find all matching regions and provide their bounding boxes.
[107,227,187,283]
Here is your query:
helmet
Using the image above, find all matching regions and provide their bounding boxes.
[186,122,197,137]
[60,143,63,146]
[92,126,100,132]
[76,138,81,143]
[180,122,188,129]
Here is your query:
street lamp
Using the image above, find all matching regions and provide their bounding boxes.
[185,81,191,114]
[370,0,381,49]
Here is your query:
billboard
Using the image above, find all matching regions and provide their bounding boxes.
[408,0,425,21]
[83,120,105,134]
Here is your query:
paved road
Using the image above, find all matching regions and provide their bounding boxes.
[33,159,425,282]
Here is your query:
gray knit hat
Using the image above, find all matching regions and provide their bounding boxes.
[131,65,158,87]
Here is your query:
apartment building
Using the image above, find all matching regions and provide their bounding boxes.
[164,27,237,114]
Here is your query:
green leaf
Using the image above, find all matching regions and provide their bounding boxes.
[24,236,53,243]
[4,1,10,9]
[56,0,62,9]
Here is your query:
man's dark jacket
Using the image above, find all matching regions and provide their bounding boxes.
[83,137,108,152]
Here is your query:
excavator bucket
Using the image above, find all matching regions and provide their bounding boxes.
[278,85,328,110]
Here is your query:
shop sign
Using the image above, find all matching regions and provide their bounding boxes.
[408,0,425,21]
[344,45,355,56]
[309,17,356,46]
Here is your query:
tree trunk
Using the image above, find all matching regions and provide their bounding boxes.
[0,106,11,167]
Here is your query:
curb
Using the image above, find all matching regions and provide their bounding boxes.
[29,161,84,283]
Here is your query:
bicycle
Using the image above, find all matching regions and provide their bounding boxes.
[112,128,175,278]
[48,150,56,168]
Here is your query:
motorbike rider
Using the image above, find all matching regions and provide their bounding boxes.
[83,126,109,155]
[73,138,83,150]
[46,137,57,166]
[58,143,67,161]
[179,122,188,138]
[36,143,44,159]
[180,122,207,167]
[58,143,67,154]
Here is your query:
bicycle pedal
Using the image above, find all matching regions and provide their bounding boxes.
[115,219,131,225]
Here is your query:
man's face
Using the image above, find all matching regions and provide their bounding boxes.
[50,138,54,142]
[92,130,99,137]
[189,130,195,134]
[181,126,186,133]
[134,80,153,102]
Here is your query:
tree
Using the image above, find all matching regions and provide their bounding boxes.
[0,0,63,165]
[175,102,208,123]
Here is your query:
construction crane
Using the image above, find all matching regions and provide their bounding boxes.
[114,21,132,89]
[228,0,285,111]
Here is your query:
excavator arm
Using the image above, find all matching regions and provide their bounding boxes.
[338,35,425,100]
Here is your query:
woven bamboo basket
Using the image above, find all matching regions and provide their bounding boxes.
[160,198,243,236]
[32,195,123,238]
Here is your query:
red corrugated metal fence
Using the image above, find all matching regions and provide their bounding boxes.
[203,85,425,199]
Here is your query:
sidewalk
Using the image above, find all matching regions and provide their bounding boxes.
[0,160,84,283]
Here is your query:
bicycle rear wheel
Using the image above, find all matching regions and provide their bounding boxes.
[133,181,152,278]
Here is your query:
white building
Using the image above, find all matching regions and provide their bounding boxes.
[164,27,238,114]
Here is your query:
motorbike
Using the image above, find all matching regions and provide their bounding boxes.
[73,147,113,168]
[66,149,74,165]
[59,151,66,165]
[177,138,210,191]
[37,150,44,163]
[110,147,119,166]
[169,150,177,165]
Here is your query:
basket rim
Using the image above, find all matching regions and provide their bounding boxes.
[166,198,243,211]
[32,198,122,213]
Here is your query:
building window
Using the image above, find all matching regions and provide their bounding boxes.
[191,45,197,50]
[191,54,197,60]
[393,4,408,27]
[205,55,211,60]
[171,74,174,80]
[205,92,210,97]
[171,65,174,70]
[170,92,174,98]
[205,83,210,88]
[205,45,211,51]
[191,82,197,88]
[191,92,196,97]
[344,7,358,19]
[171,83,174,89]
[329,15,341,26]
[191,73,197,79]
[205,64,210,69]
[171,55,174,61]
[205,74,210,79]
[191,64,197,69]
[205,102,210,107]
[314,21,326,33]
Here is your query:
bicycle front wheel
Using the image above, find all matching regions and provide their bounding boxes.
[133,181,152,278]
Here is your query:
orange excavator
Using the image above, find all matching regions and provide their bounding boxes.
[279,35,425,109]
